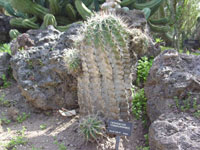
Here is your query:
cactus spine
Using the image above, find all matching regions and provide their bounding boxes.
[75,13,132,120]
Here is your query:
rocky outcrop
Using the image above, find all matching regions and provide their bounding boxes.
[0,14,12,43]
[145,49,200,122]
[116,8,160,58]
[149,113,200,150]
[10,25,81,110]
[0,52,11,86]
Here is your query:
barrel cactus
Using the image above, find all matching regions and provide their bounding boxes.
[73,12,137,120]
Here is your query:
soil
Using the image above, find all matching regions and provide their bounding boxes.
[0,80,148,150]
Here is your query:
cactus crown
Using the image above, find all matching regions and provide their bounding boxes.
[76,13,132,58]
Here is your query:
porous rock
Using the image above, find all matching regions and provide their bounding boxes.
[115,8,160,58]
[0,14,12,43]
[0,52,11,86]
[149,113,200,150]
[10,25,81,110]
[145,49,200,122]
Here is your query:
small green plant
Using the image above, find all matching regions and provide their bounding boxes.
[79,115,105,142]
[136,56,153,85]
[1,74,11,88]
[54,140,67,150]
[136,134,149,150]
[32,146,41,150]
[0,116,11,125]
[132,88,147,120]
[40,124,47,130]
[0,43,11,55]
[155,38,163,44]
[5,126,27,149]
[174,93,200,118]
[16,112,30,123]
[0,94,10,107]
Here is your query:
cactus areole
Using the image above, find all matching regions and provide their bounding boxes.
[75,13,133,121]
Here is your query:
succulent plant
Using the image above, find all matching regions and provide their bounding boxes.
[9,29,21,40]
[79,115,105,142]
[74,12,135,120]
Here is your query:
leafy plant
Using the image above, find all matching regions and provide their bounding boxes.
[132,88,147,120]
[54,140,67,150]
[0,94,10,107]
[1,74,11,88]
[155,37,164,44]
[136,56,153,85]
[4,126,27,149]
[0,116,11,125]
[0,43,11,55]
[40,124,47,130]
[136,134,149,150]
[174,93,200,118]
[16,112,30,123]
[79,115,105,142]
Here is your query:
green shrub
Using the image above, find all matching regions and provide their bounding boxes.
[136,56,153,85]
[132,88,147,120]
[0,43,11,55]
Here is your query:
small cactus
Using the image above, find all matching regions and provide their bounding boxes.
[79,115,105,142]
[9,29,21,40]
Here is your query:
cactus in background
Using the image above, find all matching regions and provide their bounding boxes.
[74,12,134,120]
[10,0,49,19]
[48,0,60,15]
[41,13,57,28]
[75,0,93,20]
[9,29,21,39]
[142,7,151,19]
[65,3,77,21]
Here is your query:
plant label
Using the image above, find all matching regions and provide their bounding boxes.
[184,40,199,46]
[107,120,133,136]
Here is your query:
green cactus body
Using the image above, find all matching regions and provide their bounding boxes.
[10,0,49,19]
[48,0,60,15]
[132,0,164,15]
[75,0,93,20]
[42,14,57,28]
[65,3,77,21]
[56,21,82,32]
[10,18,24,28]
[82,0,93,7]
[142,7,151,19]
[132,0,163,9]
[148,21,170,33]
[9,29,21,39]
[75,13,132,120]
[121,0,137,7]
[56,16,73,26]
[22,19,40,29]
[150,17,169,25]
